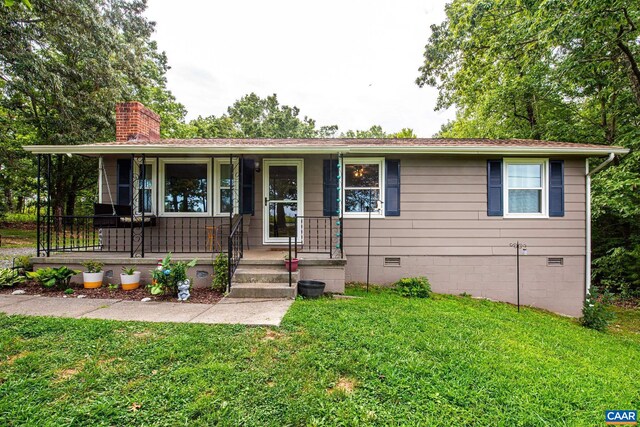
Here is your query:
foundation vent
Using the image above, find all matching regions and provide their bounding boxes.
[547,257,564,267]
[384,257,401,267]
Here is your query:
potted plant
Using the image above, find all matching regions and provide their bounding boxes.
[82,260,104,289]
[120,266,141,291]
[284,254,299,272]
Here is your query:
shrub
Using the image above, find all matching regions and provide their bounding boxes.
[27,266,80,289]
[212,253,228,292]
[0,268,26,287]
[593,245,640,297]
[4,211,37,223]
[148,254,197,296]
[394,277,431,298]
[82,260,104,273]
[580,290,615,332]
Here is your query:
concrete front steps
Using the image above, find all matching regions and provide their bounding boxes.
[228,263,297,299]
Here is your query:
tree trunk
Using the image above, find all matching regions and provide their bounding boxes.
[617,40,640,108]
[3,187,12,212]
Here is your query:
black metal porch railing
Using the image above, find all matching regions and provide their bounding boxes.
[227,214,243,291]
[295,215,340,258]
[37,215,231,255]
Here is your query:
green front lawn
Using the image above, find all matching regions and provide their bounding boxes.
[1,289,638,426]
[0,227,37,249]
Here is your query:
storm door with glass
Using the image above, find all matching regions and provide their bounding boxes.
[263,159,304,244]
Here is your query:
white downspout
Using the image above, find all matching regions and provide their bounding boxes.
[584,152,616,294]
[585,159,591,294]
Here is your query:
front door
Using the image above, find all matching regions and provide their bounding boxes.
[263,159,304,244]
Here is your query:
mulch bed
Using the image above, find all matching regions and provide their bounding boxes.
[0,281,224,304]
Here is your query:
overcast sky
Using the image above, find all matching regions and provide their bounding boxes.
[144,0,454,137]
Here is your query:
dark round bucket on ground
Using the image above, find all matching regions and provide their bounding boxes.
[297,280,326,298]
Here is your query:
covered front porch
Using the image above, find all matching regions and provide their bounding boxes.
[32,152,346,291]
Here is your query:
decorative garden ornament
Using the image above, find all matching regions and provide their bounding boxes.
[177,280,191,301]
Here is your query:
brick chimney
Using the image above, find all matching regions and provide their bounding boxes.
[115,101,161,142]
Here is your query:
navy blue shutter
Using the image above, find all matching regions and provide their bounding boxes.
[323,159,339,216]
[385,159,401,216]
[549,160,564,217]
[487,160,503,216]
[116,159,132,206]
[241,158,255,215]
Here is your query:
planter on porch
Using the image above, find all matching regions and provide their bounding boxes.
[285,258,299,272]
[82,261,105,289]
[120,270,141,291]
[82,272,104,289]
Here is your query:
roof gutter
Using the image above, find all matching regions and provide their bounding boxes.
[586,152,617,177]
[22,145,631,156]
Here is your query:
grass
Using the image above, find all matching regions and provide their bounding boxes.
[0,289,639,426]
[610,305,640,338]
[0,227,37,249]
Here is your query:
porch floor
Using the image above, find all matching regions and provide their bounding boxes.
[32,249,345,265]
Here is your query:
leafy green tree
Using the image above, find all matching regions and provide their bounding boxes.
[341,125,416,138]
[0,0,185,215]
[417,0,640,294]
[226,93,318,138]
[342,125,387,138]
[3,0,31,9]
[183,93,336,139]
[184,115,241,138]
[391,128,416,138]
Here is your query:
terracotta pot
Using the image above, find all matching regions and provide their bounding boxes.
[83,271,104,289]
[285,259,299,272]
[120,271,141,291]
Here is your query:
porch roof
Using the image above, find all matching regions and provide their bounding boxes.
[23,137,629,156]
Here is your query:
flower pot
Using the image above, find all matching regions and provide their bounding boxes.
[297,280,325,298]
[120,271,141,291]
[285,258,299,272]
[83,271,104,289]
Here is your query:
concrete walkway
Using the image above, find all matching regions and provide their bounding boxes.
[0,294,293,326]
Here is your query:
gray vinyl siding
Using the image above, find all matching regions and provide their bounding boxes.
[341,155,585,258]
[101,154,586,256]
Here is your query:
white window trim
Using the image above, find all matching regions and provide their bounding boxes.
[159,158,212,217]
[213,157,240,217]
[342,157,385,219]
[503,158,549,219]
[133,158,157,215]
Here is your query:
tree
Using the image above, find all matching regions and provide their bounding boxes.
[226,93,318,138]
[0,0,185,215]
[341,125,416,138]
[417,0,640,294]
[183,93,335,139]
